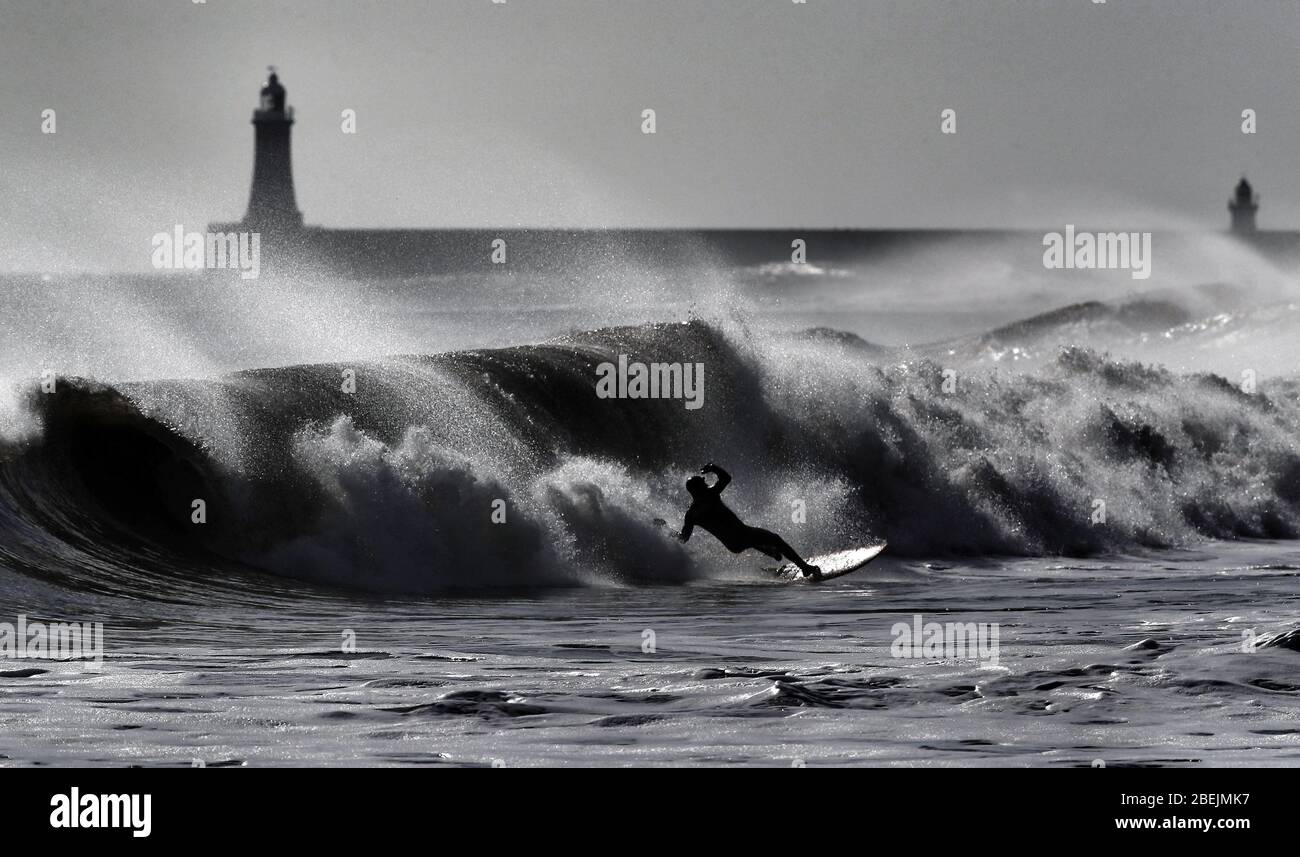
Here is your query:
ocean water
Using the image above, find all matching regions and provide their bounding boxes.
[3,544,1300,767]
[3,237,1300,766]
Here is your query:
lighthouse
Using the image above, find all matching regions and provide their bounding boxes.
[242,67,302,231]
[1229,176,1258,235]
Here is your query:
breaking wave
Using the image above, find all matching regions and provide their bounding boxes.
[3,315,1300,595]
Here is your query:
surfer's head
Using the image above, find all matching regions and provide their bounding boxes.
[685,475,707,498]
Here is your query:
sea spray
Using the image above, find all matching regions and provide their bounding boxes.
[1,320,1299,594]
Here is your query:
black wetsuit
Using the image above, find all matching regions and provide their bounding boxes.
[680,466,814,571]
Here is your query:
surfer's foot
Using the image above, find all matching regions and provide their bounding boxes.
[802,565,822,580]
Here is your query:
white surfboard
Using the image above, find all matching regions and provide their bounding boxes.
[772,543,887,583]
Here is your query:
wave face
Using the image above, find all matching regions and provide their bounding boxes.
[4,318,1300,595]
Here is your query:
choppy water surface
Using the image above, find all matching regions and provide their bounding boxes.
[3,542,1299,767]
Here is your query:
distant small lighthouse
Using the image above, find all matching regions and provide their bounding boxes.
[242,67,302,231]
[1229,176,1258,235]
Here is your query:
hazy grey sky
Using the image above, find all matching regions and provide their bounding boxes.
[1,0,1297,270]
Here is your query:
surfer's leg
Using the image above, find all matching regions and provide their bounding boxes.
[749,528,820,577]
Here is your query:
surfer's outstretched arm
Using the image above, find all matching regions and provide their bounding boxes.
[679,510,695,542]
[702,463,731,494]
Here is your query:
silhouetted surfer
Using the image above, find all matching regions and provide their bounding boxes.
[678,464,822,578]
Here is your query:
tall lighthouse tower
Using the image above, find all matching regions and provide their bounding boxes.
[1228,176,1258,236]
[242,67,302,231]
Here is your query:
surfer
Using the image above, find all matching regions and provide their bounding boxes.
[678,463,822,579]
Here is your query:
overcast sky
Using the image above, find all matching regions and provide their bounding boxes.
[1,0,1296,270]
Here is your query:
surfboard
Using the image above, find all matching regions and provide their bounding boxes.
[772,543,887,583]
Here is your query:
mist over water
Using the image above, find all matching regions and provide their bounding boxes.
[3,229,1296,382]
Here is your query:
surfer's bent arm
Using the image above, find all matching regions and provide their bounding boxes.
[702,463,731,494]
[679,510,695,542]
